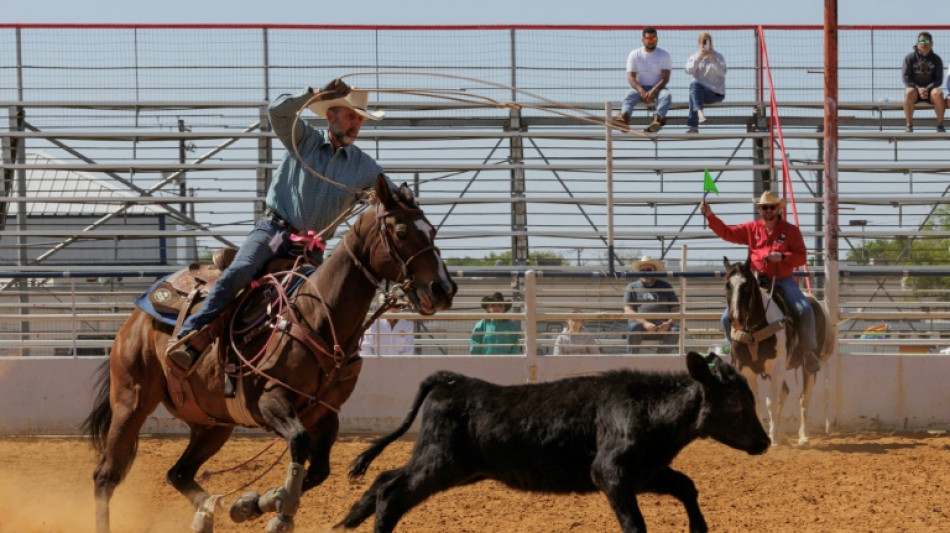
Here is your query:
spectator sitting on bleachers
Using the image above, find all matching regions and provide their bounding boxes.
[470,292,522,355]
[684,31,727,134]
[614,27,672,134]
[902,31,945,133]
[623,256,680,354]
[553,310,600,355]
[361,317,415,356]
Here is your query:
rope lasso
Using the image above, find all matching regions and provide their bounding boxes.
[285,71,648,196]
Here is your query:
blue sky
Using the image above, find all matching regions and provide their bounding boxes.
[5,0,936,26]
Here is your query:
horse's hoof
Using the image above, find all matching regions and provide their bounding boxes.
[798,437,811,447]
[229,491,262,523]
[266,515,294,533]
[190,509,215,533]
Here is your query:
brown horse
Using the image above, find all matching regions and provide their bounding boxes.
[83,177,456,533]
[723,258,827,446]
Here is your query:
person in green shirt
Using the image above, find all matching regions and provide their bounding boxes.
[470,292,522,355]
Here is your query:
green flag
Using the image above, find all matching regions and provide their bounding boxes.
[703,169,719,195]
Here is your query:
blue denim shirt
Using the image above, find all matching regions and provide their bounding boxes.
[266,90,387,235]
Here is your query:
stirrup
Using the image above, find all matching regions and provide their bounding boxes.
[166,330,200,370]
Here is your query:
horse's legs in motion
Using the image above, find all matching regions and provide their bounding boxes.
[798,370,817,446]
[92,363,164,533]
[763,355,789,446]
[166,423,234,533]
[232,389,311,533]
[738,366,762,419]
[302,412,340,491]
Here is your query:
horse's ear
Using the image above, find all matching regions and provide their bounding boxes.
[398,182,416,205]
[743,258,753,271]
[723,256,731,270]
[374,175,394,206]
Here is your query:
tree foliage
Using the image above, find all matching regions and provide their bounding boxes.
[444,250,565,267]
[846,205,950,300]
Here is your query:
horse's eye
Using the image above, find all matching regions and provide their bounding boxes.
[395,225,408,240]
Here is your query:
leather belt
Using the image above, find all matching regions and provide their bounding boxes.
[263,209,297,232]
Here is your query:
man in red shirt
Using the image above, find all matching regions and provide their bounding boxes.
[700,191,821,372]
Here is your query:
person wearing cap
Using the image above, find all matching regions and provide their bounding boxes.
[470,292,522,355]
[167,78,393,369]
[902,31,945,133]
[623,256,680,354]
[700,191,821,373]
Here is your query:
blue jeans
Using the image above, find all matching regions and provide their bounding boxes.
[179,219,293,336]
[627,322,680,354]
[687,82,725,127]
[720,276,817,352]
[621,84,672,118]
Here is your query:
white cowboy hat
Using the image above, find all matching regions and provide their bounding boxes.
[631,256,665,272]
[752,190,788,210]
[307,89,385,121]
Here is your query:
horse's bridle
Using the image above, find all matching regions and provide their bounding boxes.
[342,200,443,318]
[728,267,787,374]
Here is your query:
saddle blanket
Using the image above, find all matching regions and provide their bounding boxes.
[135,270,314,327]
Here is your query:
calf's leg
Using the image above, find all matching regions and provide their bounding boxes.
[356,446,471,533]
[335,469,401,529]
[592,457,648,533]
[646,467,707,533]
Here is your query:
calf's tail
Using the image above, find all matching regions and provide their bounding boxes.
[348,370,462,479]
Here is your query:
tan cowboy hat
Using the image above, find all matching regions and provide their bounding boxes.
[481,291,512,312]
[307,89,385,121]
[752,190,788,210]
[631,256,665,272]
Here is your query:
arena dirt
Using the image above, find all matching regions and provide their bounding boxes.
[1,432,948,532]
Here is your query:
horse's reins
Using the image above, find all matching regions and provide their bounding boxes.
[729,265,787,376]
[343,200,443,326]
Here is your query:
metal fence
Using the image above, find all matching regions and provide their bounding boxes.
[2,24,950,357]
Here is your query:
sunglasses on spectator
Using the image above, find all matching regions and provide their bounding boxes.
[643,36,658,42]
[758,204,779,211]
[638,267,656,272]
[918,39,932,44]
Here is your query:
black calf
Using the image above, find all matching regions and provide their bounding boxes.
[336,351,769,533]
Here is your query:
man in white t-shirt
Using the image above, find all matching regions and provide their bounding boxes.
[614,27,673,133]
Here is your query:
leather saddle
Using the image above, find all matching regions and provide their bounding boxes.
[148,247,298,316]
[761,280,828,366]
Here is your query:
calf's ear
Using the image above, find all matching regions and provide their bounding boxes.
[686,351,716,386]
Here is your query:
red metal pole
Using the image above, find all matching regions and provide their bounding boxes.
[823,0,841,433]
[824,4,839,277]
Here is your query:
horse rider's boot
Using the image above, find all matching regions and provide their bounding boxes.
[166,330,200,370]
[804,349,821,373]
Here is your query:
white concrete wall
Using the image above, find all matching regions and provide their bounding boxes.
[1,354,948,436]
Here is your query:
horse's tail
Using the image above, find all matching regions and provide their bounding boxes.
[81,360,112,454]
[348,370,463,479]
